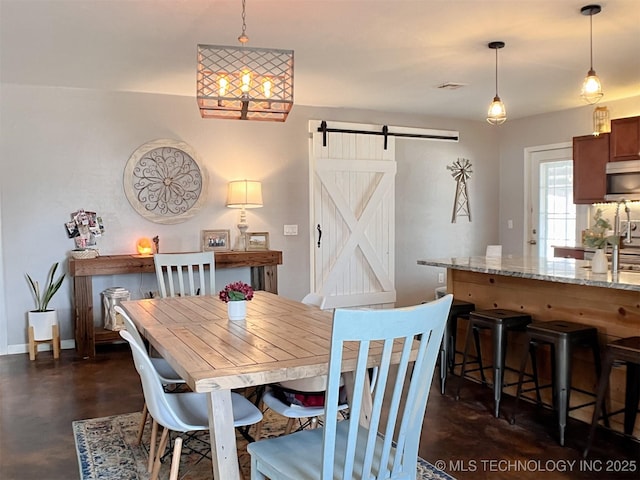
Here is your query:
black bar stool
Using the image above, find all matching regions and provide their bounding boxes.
[584,336,640,457]
[456,309,536,418]
[439,299,476,395]
[511,320,607,446]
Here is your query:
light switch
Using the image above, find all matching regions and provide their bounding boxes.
[284,224,298,236]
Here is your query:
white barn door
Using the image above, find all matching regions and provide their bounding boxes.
[310,122,396,309]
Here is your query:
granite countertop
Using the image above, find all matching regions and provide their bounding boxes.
[417,256,640,292]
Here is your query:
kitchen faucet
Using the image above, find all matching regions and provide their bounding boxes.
[612,199,632,275]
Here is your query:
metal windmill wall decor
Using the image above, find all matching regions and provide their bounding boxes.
[447,158,473,222]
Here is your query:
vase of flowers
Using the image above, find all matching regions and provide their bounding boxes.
[219,281,254,321]
[583,208,612,274]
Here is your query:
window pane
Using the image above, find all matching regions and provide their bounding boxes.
[538,160,575,258]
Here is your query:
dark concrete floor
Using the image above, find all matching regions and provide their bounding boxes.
[0,344,638,479]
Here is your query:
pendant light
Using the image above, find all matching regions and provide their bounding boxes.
[487,41,506,126]
[197,0,294,121]
[580,4,603,104]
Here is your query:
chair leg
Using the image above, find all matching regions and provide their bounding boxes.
[624,363,640,435]
[284,418,296,434]
[136,403,148,446]
[510,339,532,425]
[455,320,475,400]
[584,353,614,457]
[148,419,158,473]
[472,327,486,385]
[52,324,60,359]
[251,456,267,480]
[168,436,183,480]
[151,427,170,480]
[28,326,36,361]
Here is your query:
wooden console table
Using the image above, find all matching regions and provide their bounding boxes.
[68,250,283,358]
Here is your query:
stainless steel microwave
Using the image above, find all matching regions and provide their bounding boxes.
[605,160,640,202]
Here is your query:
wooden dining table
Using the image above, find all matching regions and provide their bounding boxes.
[120,291,408,479]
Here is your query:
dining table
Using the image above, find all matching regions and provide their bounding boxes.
[119,291,410,479]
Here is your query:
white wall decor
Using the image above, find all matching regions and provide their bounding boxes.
[123,139,208,224]
[447,158,473,223]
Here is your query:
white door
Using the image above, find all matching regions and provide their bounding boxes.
[524,144,587,258]
[310,122,396,309]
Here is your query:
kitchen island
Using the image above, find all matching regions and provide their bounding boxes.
[418,256,639,437]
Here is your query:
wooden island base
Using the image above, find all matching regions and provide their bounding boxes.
[447,269,639,438]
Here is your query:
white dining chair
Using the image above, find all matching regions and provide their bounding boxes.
[153,251,216,298]
[115,305,186,471]
[247,294,452,480]
[120,329,263,480]
[485,244,502,257]
[254,293,349,437]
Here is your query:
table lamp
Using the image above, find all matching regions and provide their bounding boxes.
[226,180,263,250]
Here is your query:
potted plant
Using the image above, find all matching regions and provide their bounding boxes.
[219,281,254,321]
[583,209,612,273]
[26,262,65,358]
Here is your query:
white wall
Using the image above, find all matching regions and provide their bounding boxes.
[498,96,640,254]
[0,84,499,352]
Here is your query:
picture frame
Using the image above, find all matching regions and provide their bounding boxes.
[201,229,231,252]
[246,232,270,251]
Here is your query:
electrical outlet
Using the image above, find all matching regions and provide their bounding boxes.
[507,219,513,229]
[438,273,445,284]
[284,224,298,236]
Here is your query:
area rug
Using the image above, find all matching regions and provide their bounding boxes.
[73,408,456,480]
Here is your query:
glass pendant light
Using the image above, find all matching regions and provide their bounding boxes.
[487,41,506,126]
[580,4,604,104]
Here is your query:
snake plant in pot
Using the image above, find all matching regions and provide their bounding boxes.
[26,262,65,344]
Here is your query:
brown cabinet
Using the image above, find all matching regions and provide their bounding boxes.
[610,116,640,161]
[573,133,609,204]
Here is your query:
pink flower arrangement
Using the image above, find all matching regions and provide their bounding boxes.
[219,281,254,303]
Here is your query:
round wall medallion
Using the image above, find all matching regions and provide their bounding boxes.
[124,139,208,224]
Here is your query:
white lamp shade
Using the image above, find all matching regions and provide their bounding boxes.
[226,180,263,208]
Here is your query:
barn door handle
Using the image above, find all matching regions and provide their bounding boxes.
[317,224,322,248]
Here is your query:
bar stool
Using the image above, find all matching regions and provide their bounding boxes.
[511,320,606,447]
[438,299,476,395]
[584,336,640,457]
[456,309,535,418]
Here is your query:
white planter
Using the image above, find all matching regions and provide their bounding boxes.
[591,248,608,274]
[28,310,58,341]
[227,300,247,321]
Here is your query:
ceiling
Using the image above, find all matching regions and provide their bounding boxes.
[1,0,639,122]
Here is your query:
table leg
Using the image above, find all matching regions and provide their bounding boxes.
[343,370,373,427]
[207,389,241,480]
[73,276,95,359]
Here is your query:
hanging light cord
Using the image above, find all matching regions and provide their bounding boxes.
[238,0,249,44]
[588,11,594,70]
[494,47,499,97]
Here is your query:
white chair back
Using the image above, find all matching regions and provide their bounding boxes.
[321,295,452,479]
[154,252,215,298]
[485,245,502,257]
[114,305,145,350]
[120,329,199,433]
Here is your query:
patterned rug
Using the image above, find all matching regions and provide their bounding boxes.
[73,408,455,480]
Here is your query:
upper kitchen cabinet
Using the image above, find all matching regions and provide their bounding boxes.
[610,116,640,161]
[573,133,609,204]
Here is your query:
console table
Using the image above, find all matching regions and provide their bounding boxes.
[68,250,283,358]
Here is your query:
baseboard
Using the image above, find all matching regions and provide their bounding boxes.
[6,339,75,356]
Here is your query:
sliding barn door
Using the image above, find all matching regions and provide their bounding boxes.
[310,122,396,309]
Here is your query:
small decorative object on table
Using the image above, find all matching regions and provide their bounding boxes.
[65,209,104,258]
[219,281,254,321]
[583,208,612,274]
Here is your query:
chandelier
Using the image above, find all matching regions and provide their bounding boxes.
[197,0,294,121]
